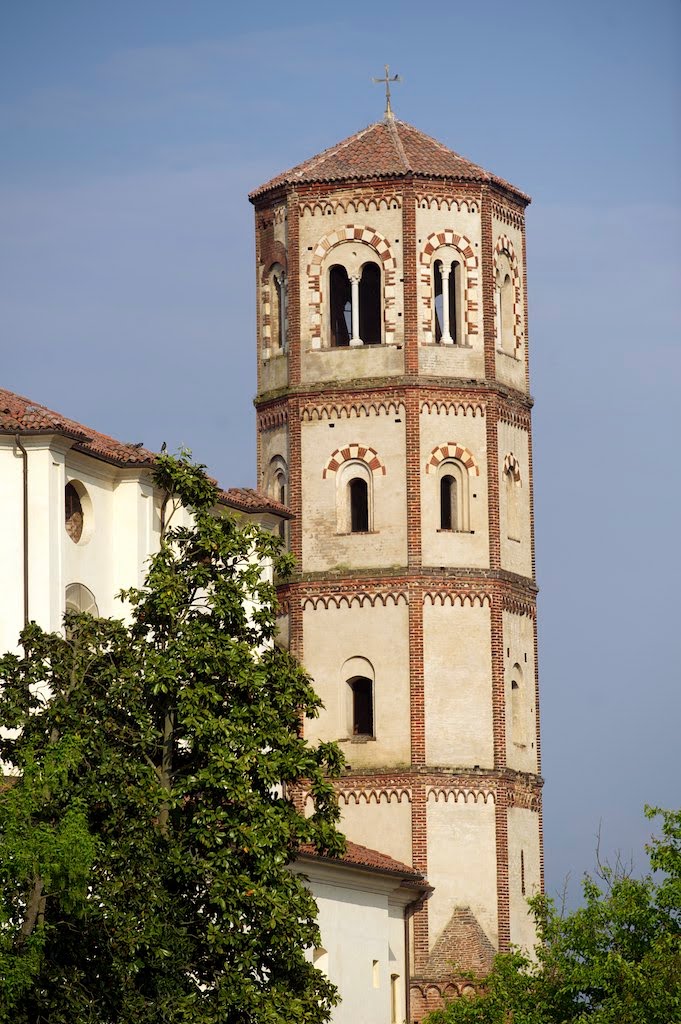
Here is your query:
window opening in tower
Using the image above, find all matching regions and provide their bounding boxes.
[330,265,352,346]
[350,677,374,736]
[349,478,369,532]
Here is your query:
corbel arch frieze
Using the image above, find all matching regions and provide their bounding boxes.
[420,399,485,418]
[423,591,492,609]
[302,399,405,421]
[416,194,480,214]
[300,194,402,217]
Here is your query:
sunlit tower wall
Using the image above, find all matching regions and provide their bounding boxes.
[249,116,543,1017]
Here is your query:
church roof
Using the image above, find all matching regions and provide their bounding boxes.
[250,118,529,203]
[0,386,157,467]
[0,386,291,518]
[299,839,430,886]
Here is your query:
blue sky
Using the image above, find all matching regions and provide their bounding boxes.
[1,0,680,903]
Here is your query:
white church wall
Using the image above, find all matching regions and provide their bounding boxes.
[291,858,413,1024]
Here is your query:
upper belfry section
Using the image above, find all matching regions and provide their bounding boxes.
[251,117,532,401]
[249,119,530,204]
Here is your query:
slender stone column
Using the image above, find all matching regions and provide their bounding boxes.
[440,263,454,345]
[349,274,362,346]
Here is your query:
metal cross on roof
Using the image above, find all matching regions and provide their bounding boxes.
[372,64,401,120]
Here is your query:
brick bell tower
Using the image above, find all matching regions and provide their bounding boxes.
[249,109,542,1017]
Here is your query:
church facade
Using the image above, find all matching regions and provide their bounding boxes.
[250,115,543,1016]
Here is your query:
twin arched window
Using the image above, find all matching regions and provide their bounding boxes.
[328,259,381,347]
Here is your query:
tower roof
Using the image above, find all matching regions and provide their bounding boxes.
[249,118,529,203]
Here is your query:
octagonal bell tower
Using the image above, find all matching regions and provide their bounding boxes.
[250,113,542,1017]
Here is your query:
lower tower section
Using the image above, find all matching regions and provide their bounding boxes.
[278,567,542,1014]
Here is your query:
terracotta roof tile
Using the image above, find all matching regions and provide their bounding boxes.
[298,839,429,885]
[0,387,155,466]
[250,118,529,203]
[0,388,292,520]
[219,487,292,518]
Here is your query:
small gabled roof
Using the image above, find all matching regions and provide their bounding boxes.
[250,118,529,203]
[220,487,292,519]
[299,839,430,887]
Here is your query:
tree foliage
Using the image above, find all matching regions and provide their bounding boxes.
[426,807,681,1024]
[0,452,345,1023]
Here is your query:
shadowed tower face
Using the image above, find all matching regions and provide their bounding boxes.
[250,115,543,1018]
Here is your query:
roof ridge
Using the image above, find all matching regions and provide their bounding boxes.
[386,117,412,173]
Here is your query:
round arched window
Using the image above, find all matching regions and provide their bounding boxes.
[65,583,99,616]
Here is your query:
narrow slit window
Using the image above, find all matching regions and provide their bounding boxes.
[500,272,514,353]
[349,676,374,736]
[511,667,526,746]
[390,974,400,1024]
[359,262,381,345]
[329,265,352,347]
[349,478,369,532]
[440,474,457,531]
[272,272,285,350]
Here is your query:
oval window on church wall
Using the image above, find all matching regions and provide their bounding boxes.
[64,480,93,544]
[65,483,84,542]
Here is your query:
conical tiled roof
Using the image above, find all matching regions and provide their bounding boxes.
[250,118,529,202]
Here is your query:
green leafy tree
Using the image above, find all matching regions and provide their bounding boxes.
[0,452,345,1024]
[426,807,681,1024]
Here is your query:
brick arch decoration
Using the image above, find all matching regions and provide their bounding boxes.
[302,591,408,611]
[306,227,398,346]
[323,444,386,479]
[260,240,288,281]
[426,443,480,477]
[503,452,521,482]
[494,234,523,356]
[419,230,479,344]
